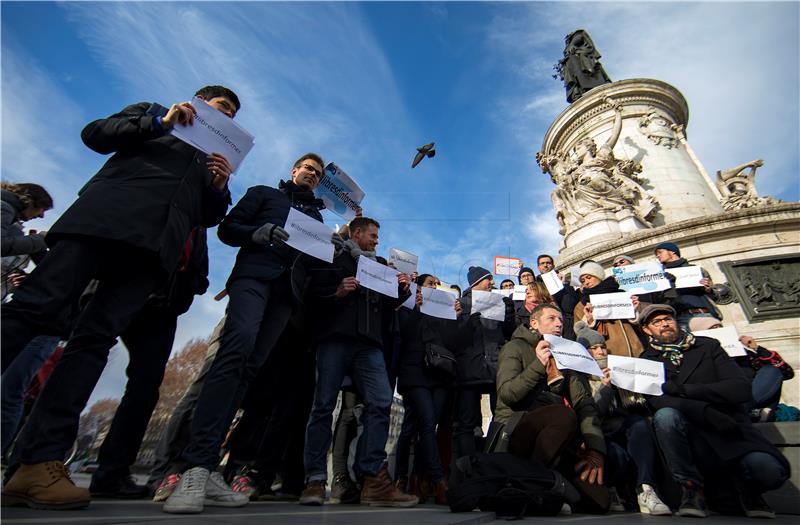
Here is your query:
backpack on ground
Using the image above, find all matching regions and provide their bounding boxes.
[448,452,576,519]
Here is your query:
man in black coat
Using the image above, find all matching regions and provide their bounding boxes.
[299,217,417,508]
[1,86,238,511]
[639,304,789,519]
[535,254,580,341]
[164,153,333,514]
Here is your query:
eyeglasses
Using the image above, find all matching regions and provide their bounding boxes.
[613,260,627,267]
[299,164,322,179]
[647,316,675,327]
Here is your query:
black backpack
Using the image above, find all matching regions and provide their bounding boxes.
[448,453,576,519]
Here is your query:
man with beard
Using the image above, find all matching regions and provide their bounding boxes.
[164,153,340,514]
[639,304,789,518]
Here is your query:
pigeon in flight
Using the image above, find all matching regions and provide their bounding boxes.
[412,142,436,168]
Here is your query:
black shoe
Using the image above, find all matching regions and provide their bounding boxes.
[678,482,709,518]
[330,473,360,504]
[741,491,776,519]
[90,475,149,499]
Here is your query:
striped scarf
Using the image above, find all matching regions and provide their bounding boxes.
[648,332,695,368]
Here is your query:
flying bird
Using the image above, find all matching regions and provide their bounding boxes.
[412,142,436,168]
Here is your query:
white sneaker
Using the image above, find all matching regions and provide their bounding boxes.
[163,467,210,514]
[559,502,572,515]
[609,487,626,512]
[638,484,672,516]
[205,470,249,507]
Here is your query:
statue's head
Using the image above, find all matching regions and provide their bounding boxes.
[574,137,597,158]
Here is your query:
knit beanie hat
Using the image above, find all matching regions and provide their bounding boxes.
[579,261,606,282]
[518,266,535,284]
[688,317,722,333]
[467,266,492,289]
[575,320,606,348]
[613,254,635,265]
[655,242,681,257]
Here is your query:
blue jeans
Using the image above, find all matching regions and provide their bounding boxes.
[304,340,392,482]
[653,407,787,491]
[750,365,783,410]
[403,386,448,483]
[1,335,61,454]
[677,312,715,333]
[605,414,659,488]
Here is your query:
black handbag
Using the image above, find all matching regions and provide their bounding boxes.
[424,342,457,377]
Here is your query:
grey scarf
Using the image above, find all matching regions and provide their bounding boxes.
[344,239,376,262]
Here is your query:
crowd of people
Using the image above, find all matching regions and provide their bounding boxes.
[0,86,794,519]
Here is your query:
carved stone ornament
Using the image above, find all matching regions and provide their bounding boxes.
[536,99,660,235]
[638,107,680,149]
[715,159,783,211]
[719,255,800,322]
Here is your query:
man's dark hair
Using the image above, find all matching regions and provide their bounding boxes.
[450,284,462,296]
[293,153,324,170]
[500,279,514,287]
[1,182,53,210]
[416,273,433,286]
[537,254,554,265]
[530,302,561,322]
[194,85,241,111]
[349,216,380,233]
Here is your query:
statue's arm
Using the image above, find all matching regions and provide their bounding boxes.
[602,97,623,151]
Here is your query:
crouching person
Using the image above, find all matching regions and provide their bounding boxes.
[639,304,790,519]
[494,303,610,513]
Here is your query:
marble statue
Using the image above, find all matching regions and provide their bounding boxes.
[638,107,680,149]
[715,159,782,211]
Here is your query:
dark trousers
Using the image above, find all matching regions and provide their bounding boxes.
[2,238,162,463]
[331,390,360,478]
[181,276,292,469]
[93,304,179,483]
[403,386,448,482]
[394,404,416,480]
[604,414,659,489]
[453,385,494,459]
[508,405,577,467]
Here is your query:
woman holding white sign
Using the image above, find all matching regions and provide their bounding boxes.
[574,262,645,358]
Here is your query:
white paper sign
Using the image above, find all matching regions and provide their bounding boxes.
[315,162,365,220]
[544,334,604,377]
[589,292,636,320]
[569,266,582,288]
[389,248,418,276]
[607,355,665,396]
[612,262,672,295]
[401,283,417,309]
[356,256,399,298]
[668,266,704,289]
[541,269,564,296]
[693,326,747,357]
[512,285,528,301]
[494,256,523,276]
[493,288,514,298]
[420,287,458,320]
[471,290,506,322]
[283,207,334,263]
[170,96,255,172]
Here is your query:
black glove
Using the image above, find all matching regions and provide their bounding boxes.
[661,380,686,397]
[704,406,737,432]
[252,222,289,245]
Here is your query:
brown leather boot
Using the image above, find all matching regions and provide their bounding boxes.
[360,466,418,507]
[393,476,408,493]
[433,479,448,505]
[1,461,90,510]
[546,357,564,388]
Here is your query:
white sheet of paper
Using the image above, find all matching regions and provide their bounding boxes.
[315,162,365,220]
[544,334,604,377]
[170,97,254,172]
[668,266,704,289]
[541,269,564,296]
[492,288,514,298]
[283,207,334,263]
[693,326,747,357]
[356,256,399,298]
[512,285,528,301]
[612,262,672,295]
[607,355,665,396]
[389,248,418,276]
[589,292,636,320]
[401,283,417,309]
[494,256,522,276]
[569,266,582,288]
[420,287,458,320]
[471,290,506,322]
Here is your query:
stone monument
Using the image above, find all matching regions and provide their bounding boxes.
[536,30,800,407]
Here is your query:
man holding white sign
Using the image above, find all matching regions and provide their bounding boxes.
[638,304,789,518]
[2,86,240,511]
[164,153,332,513]
[494,304,610,512]
[302,217,416,507]
[535,254,580,341]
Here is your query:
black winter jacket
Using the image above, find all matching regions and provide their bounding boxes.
[455,290,515,387]
[396,308,463,392]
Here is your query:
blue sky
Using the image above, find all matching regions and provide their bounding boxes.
[2,1,798,405]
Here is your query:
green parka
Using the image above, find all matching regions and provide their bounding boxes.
[495,324,606,454]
